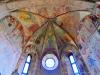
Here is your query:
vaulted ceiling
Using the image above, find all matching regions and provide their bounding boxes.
[0,0,94,47]
[0,0,98,75]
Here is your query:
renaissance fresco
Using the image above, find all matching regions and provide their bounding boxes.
[0,0,100,75]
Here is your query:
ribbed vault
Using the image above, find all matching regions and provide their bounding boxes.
[0,0,98,75]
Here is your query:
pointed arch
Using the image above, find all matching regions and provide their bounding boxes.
[22,54,32,75]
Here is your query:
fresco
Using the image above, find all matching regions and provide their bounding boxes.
[0,31,21,75]
[78,14,100,75]
[61,55,69,75]
[87,31,100,75]
[0,0,98,75]
[78,15,96,43]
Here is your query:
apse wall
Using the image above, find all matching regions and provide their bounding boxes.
[0,32,21,75]
[0,16,23,75]
[78,14,100,75]
[0,1,99,75]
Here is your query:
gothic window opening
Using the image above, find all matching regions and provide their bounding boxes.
[22,54,32,75]
[69,55,80,75]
